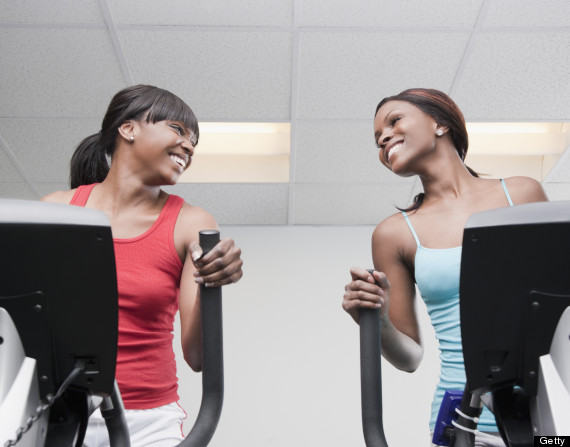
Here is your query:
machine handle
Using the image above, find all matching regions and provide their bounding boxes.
[102,381,131,447]
[359,270,389,447]
[181,230,224,447]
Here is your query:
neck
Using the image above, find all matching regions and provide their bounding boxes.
[418,150,476,202]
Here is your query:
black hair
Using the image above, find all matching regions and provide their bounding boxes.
[69,85,199,188]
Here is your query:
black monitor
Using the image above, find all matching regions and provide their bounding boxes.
[0,198,118,401]
[460,200,570,397]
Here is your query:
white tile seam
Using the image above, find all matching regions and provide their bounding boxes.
[98,0,133,85]
[0,132,41,197]
[448,0,493,97]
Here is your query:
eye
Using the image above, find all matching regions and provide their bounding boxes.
[169,124,184,136]
[390,116,401,126]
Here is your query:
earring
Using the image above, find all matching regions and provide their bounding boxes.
[130,136,135,142]
[436,129,443,136]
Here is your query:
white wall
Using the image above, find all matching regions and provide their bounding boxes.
[173,225,440,447]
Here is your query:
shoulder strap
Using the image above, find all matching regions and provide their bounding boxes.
[70,184,97,206]
[500,179,514,207]
[401,211,421,246]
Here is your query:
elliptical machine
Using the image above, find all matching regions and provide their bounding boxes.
[0,199,225,447]
[357,200,570,447]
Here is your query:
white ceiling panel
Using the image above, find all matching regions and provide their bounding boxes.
[0,28,125,118]
[483,0,570,28]
[1,0,569,225]
[165,183,289,225]
[1,0,103,24]
[453,32,570,120]
[544,147,570,183]
[0,145,25,182]
[290,183,415,225]
[542,183,570,201]
[0,182,37,199]
[300,0,483,28]
[120,30,292,120]
[0,118,100,183]
[293,120,412,184]
[108,0,293,27]
[296,32,469,120]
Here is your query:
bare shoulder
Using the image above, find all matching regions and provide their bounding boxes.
[372,212,412,252]
[176,201,219,234]
[40,189,76,204]
[503,176,548,204]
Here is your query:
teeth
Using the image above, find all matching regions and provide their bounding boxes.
[387,142,403,161]
[170,154,186,170]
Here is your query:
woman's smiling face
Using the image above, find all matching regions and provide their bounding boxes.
[373,100,439,177]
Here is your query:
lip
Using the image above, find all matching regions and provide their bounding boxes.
[169,152,189,172]
[385,140,404,162]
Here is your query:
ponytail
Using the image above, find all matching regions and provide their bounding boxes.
[69,132,109,188]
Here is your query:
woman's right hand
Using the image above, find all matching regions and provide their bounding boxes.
[342,267,391,324]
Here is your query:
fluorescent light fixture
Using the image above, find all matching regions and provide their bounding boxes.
[465,122,570,181]
[178,122,290,183]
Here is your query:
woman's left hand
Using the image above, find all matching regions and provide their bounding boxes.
[190,238,243,287]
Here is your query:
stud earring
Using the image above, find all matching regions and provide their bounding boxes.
[130,136,135,142]
[436,129,443,136]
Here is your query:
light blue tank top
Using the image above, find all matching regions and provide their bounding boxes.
[401,179,513,432]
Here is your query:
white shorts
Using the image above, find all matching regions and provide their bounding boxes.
[83,402,187,447]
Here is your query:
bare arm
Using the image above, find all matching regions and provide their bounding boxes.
[176,205,243,372]
[343,218,423,372]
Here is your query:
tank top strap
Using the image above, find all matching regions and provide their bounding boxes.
[161,194,185,234]
[70,183,97,207]
[401,211,421,246]
[500,178,514,206]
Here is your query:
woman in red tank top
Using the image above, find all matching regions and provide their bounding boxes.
[42,85,243,447]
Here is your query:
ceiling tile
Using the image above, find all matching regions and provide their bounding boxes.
[300,0,483,28]
[1,0,103,24]
[0,118,100,183]
[0,28,126,118]
[0,141,25,182]
[544,147,570,183]
[164,183,289,225]
[109,0,293,27]
[542,183,570,201]
[291,183,415,225]
[453,32,570,120]
[296,32,469,119]
[293,120,413,184]
[0,182,37,200]
[483,0,570,28]
[120,30,292,120]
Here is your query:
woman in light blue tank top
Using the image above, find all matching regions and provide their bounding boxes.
[342,88,548,446]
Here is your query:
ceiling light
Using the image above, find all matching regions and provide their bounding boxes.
[178,122,290,183]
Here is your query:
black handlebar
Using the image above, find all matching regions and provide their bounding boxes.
[359,270,389,447]
[180,230,225,447]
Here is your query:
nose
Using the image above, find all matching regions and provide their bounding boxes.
[378,128,393,148]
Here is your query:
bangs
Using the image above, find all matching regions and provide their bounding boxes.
[145,89,200,143]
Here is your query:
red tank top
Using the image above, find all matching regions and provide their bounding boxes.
[70,184,185,409]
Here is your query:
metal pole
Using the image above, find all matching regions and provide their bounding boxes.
[180,230,224,447]
[359,271,389,447]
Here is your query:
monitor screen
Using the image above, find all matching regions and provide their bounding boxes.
[0,199,118,399]
[460,200,570,396]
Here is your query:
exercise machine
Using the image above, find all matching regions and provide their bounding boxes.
[457,200,570,445]
[358,201,570,447]
[0,199,225,447]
